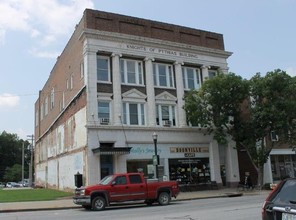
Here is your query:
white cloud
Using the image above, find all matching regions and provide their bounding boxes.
[286,67,296,77]
[29,48,60,58]
[0,93,20,108]
[0,0,94,49]
[0,29,5,45]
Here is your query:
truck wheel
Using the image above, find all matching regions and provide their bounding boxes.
[92,196,106,211]
[158,192,171,206]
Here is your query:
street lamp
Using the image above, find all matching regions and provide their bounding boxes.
[152,132,159,179]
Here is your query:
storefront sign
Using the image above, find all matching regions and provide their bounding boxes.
[170,147,208,153]
[126,44,199,59]
[184,153,195,158]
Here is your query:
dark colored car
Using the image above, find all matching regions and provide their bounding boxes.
[262,178,296,220]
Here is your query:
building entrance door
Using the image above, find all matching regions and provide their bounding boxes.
[100,155,113,179]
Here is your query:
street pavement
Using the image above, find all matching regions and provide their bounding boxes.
[0,188,270,213]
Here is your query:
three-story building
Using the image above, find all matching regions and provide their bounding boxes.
[34,9,239,190]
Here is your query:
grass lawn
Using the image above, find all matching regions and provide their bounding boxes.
[0,188,73,203]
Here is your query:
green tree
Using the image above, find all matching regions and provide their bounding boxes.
[0,131,30,182]
[184,72,249,144]
[184,70,296,187]
[247,70,296,185]
[3,164,22,182]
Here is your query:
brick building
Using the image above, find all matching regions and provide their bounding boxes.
[34,9,239,190]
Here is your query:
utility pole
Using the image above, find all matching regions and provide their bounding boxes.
[27,135,34,187]
[22,142,24,186]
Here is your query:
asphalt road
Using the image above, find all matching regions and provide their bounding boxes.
[0,193,266,220]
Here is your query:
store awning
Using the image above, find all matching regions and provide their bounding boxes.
[92,147,132,155]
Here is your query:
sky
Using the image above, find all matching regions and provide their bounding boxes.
[0,0,295,140]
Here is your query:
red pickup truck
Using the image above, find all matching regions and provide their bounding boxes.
[73,172,179,211]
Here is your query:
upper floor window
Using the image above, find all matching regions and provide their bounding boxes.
[50,88,55,109]
[182,67,201,90]
[44,96,48,116]
[97,56,110,82]
[70,74,74,90]
[122,102,145,126]
[80,61,84,79]
[153,63,174,88]
[98,101,110,124]
[156,104,176,127]
[208,70,217,79]
[120,59,144,85]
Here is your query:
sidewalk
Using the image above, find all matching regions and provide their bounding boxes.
[0,188,270,213]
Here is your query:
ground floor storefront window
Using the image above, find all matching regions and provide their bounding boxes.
[271,154,296,181]
[169,158,210,184]
[127,159,154,178]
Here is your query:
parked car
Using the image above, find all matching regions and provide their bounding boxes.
[73,172,179,211]
[262,178,296,220]
[0,182,5,188]
[6,182,22,188]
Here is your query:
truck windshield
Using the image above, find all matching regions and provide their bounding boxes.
[99,175,113,185]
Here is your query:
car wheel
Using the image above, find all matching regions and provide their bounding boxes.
[92,196,106,211]
[158,192,171,206]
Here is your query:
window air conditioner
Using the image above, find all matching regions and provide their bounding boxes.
[100,118,110,125]
[162,120,172,127]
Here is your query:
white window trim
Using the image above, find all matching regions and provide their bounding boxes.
[156,104,176,127]
[122,102,146,126]
[121,58,144,86]
[97,55,111,83]
[153,63,175,88]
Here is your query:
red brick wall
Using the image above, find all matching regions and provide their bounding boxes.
[83,9,225,50]
[35,19,85,140]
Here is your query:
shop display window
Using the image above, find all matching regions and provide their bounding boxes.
[169,158,210,184]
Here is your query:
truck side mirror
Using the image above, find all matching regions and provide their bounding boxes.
[111,181,116,186]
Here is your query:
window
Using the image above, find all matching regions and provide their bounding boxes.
[70,75,73,90]
[156,104,176,126]
[208,70,217,79]
[50,88,54,109]
[35,110,39,127]
[122,103,145,125]
[97,56,110,82]
[40,103,44,120]
[98,102,110,123]
[44,97,48,116]
[129,175,143,184]
[66,79,69,90]
[80,61,84,79]
[120,59,143,85]
[114,176,127,185]
[182,67,201,90]
[153,63,174,88]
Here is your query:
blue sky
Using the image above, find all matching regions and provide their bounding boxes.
[0,0,295,139]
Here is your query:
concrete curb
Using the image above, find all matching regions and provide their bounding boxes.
[0,191,262,213]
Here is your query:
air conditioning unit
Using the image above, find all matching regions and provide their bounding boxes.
[162,120,172,127]
[100,118,110,125]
